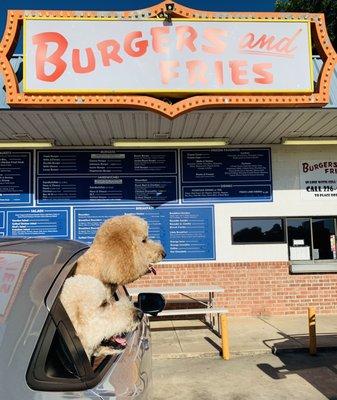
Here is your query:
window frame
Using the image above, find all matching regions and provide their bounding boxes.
[26,250,124,392]
[231,217,286,245]
[230,216,337,263]
[286,216,337,263]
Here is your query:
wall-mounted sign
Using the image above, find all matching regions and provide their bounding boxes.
[0,151,32,205]
[300,160,337,200]
[23,19,313,93]
[37,150,177,175]
[6,208,70,238]
[181,148,272,202]
[1,5,335,116]
[0,147,272,261]
[36,149,178,206]
[73,205,215,261]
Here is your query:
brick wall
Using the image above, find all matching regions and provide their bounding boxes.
[129,262,337,316]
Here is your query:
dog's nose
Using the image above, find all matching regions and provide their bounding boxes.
[161,250,166,259]
[136,309,144,320]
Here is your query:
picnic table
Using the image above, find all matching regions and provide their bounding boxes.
[127,285,226,330]
[127,284,230,360]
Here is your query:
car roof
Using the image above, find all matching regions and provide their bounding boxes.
[0,238,88,317]
[0,238,88,396]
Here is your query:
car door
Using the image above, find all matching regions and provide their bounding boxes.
[26,250,107,399]
[93,286,153,400]
[41,254,152,399]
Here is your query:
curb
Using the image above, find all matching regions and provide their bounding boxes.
[153,346,337,360]
[272,345,337,355]
[153,348,272,360]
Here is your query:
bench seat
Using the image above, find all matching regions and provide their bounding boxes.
[158,307,228,316]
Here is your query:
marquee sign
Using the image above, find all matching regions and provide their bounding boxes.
[23,19,313,94]
[0,2,336,117]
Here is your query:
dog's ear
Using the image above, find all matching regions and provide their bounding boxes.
[93,227,134,261]
[92,218,125,244]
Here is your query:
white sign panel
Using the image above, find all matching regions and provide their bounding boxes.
[23,19,313,93]
[300,160,337,200]
[289,246,311,261]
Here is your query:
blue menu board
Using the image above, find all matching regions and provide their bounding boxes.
[0,147,274,261]
[37,149,178,206]
[37,149,177,175]
[0,212,4,231]
[73,207,161,243]
[158,206,215,261]
[37,176,178,205]
[0,151,32,205]
[181,148,272,203]
[74,205,215,261]
[3,208,70,238]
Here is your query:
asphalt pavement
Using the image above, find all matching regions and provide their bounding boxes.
[152,351,337,400]
[150,315,337,359]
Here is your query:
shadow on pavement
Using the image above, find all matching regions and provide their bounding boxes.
[203,336,222,352]
[258,335,337,400]
[263,331,337,353]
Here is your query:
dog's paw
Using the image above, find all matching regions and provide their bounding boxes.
[93,345,123,358]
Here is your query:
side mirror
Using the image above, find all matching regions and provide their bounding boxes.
[135,293,165,316]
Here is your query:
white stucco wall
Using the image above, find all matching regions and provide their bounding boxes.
[214,145,337,263]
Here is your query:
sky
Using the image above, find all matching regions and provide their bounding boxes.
[0,0,276,39]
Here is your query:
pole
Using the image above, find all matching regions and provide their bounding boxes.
[308,307,317,355]
[220,313,230,360]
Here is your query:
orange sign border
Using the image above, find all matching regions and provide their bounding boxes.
[0,1,336,118]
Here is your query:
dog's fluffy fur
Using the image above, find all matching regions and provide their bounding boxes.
[75,214,165,285]
[60,214,165,359]
[60,275,141,359]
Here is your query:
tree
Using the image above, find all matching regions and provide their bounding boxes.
[275,0,337,51]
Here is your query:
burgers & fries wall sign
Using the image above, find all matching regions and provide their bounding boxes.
[0,2,336,117]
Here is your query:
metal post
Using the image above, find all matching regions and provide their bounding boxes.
[220,314,230,360]
[308,307,317,355]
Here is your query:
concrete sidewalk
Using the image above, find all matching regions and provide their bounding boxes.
[150,314,337,359]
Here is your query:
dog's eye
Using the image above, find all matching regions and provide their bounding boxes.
[142,237,148,243]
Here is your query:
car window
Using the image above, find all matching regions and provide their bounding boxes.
[27,255,124,391]
[26,311,88,392]
[46,328,80,379]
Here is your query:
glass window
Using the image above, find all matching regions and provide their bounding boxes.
[312,218,336,260]
[287,218,312,261]
[232,218,285,244]
[287,217,337,262]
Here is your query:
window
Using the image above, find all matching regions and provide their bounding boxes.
[287,217,337,262]
[27,254,122,391]
[312,218,336,260]
[26,302,89,391]
[232,218,285,244]
[287,218,312,261]
[231,216,337,264]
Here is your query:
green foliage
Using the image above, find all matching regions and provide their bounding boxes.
[275,0,337,50]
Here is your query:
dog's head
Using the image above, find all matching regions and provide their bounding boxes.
[60,275,142,359]
[89,214,166,285]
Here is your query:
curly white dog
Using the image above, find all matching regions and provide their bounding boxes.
[60,274,142,359]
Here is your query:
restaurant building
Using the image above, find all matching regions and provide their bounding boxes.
[0,2,337,316]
